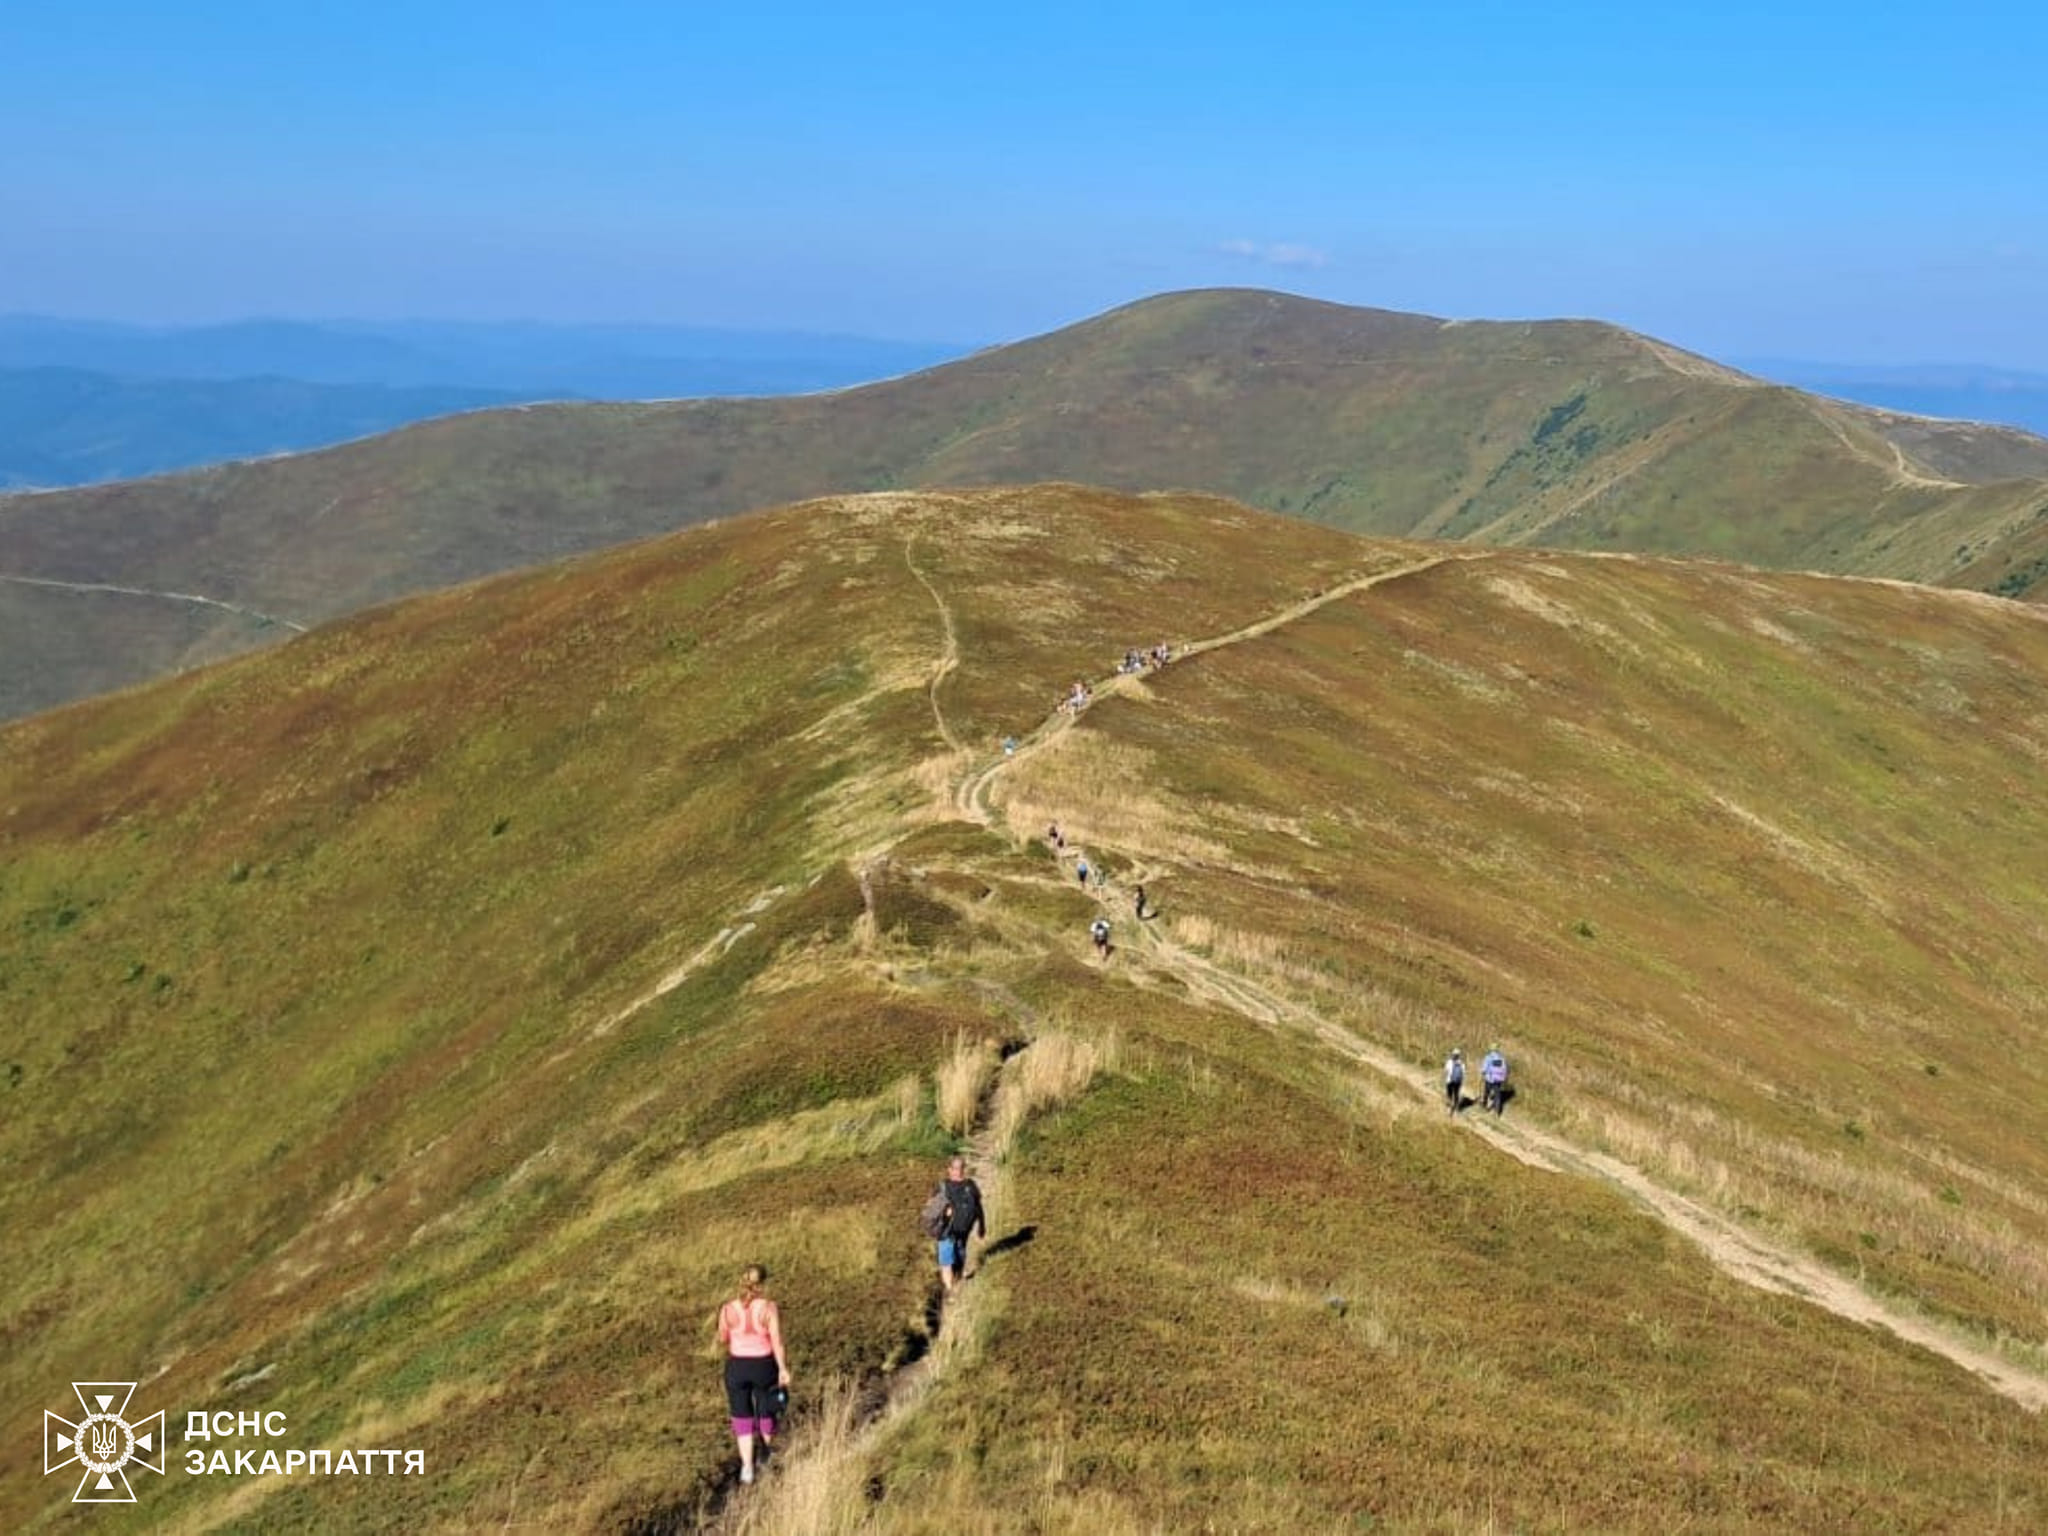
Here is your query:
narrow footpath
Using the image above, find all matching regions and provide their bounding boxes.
[932,547,2048,1414]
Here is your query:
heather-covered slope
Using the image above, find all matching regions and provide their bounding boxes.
[6,288,2048,719]
[3,489,2045,1531]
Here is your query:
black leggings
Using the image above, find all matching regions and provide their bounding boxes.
[724,1356,778,1422]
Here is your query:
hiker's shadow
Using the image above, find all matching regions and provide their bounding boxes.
[981,1224,1038,1263]
[1450,1092,1475,1115]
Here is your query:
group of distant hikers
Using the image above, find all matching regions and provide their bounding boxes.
[715,1156,987,1488]
[1443,1046,1512,1116]
[1060,642,1174,715]
[1045,821,1151,962]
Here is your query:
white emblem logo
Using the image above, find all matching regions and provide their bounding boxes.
[45,1381,165,1503]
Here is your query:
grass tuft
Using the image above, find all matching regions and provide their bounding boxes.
[935,1032,998,1137]
[988,1029,1122,1162]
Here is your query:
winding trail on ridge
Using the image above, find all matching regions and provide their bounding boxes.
[928,545,2048,1413]
[1137,926,2048,1410]
[954,553,1467,826]
[903,536,963,755]
[0,570,309,631]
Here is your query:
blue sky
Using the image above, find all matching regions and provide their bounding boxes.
[2,1,2042,363]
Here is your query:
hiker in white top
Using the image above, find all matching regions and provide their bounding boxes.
[1444,1049,1465,1115]
[1480,1048,1509,1116]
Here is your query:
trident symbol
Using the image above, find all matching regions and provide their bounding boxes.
[45,1382,165,1503]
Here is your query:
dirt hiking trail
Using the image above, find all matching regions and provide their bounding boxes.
[0,571,309,631]
[954,553,1468,827]
[932,547,2048,1414]
[700,1033,1030,1534]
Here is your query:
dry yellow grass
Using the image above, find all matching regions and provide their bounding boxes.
[995,737,1242,871]
[987,1030,1121,1162]
[728,1375,866,1536]
[936,1032,998,1136]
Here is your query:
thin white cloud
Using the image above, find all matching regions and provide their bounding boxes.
[1217,238,1331,270]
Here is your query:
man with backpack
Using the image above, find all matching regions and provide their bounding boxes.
[924,1155,986,1293]
[1444,1048,1465,1115]
[1480,1047,1509,1116]
[1090,915,1111,960]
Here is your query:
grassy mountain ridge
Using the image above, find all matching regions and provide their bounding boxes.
[7,288,2048,720]
[3,488,2046,1530]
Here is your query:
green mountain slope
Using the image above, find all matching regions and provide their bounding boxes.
[6,289,2048,720]
[3,489,2045,1531]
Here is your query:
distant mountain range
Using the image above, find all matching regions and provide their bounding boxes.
[0,317,969,488]
[0,315,966,395]
[1739,359,2048,438]
[4,289,2048,720]
[0,366,524,489]
[8,313,2044,495]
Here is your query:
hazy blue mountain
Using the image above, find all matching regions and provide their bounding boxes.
[0,318,975,487]
[1737,359,2048,438]
[0,316,970,398]
[0,367,524,489]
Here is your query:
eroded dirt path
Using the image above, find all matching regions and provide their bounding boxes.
[1134,925,2047,1409]
[1809,401,1964,490]
[902,535,963,755]
[0,571,309,631]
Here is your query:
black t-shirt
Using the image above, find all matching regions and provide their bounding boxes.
[941,1176,985,1238]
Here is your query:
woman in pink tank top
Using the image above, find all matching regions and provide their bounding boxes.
[716,1264,789,1485]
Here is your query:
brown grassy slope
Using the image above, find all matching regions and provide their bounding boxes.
[0,575,284,719]
[7,288,2048,718]
[1000,549,2048,1347]
[0,488,1394,1531]
[3,488,2047,1531]
[1870,405,2048,483]
[875,989,2047,1533]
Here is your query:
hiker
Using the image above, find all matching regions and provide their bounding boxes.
[1133,883,1147,919]
[716,1264,790,1485]
[1075,856,1091,887]
[1093,863,1108,891]
[1002,736,1017,757]
[933,1156,987,1293]
[1048,822,1063,851]
[1444,1048,1465,1114]
[1480,1047,1509,1116]
[1090,915,1111,959]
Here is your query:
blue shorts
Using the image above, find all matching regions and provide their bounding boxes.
[938,1236,968,1270]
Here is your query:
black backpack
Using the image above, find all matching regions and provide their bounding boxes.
[944,1179,982,1235]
